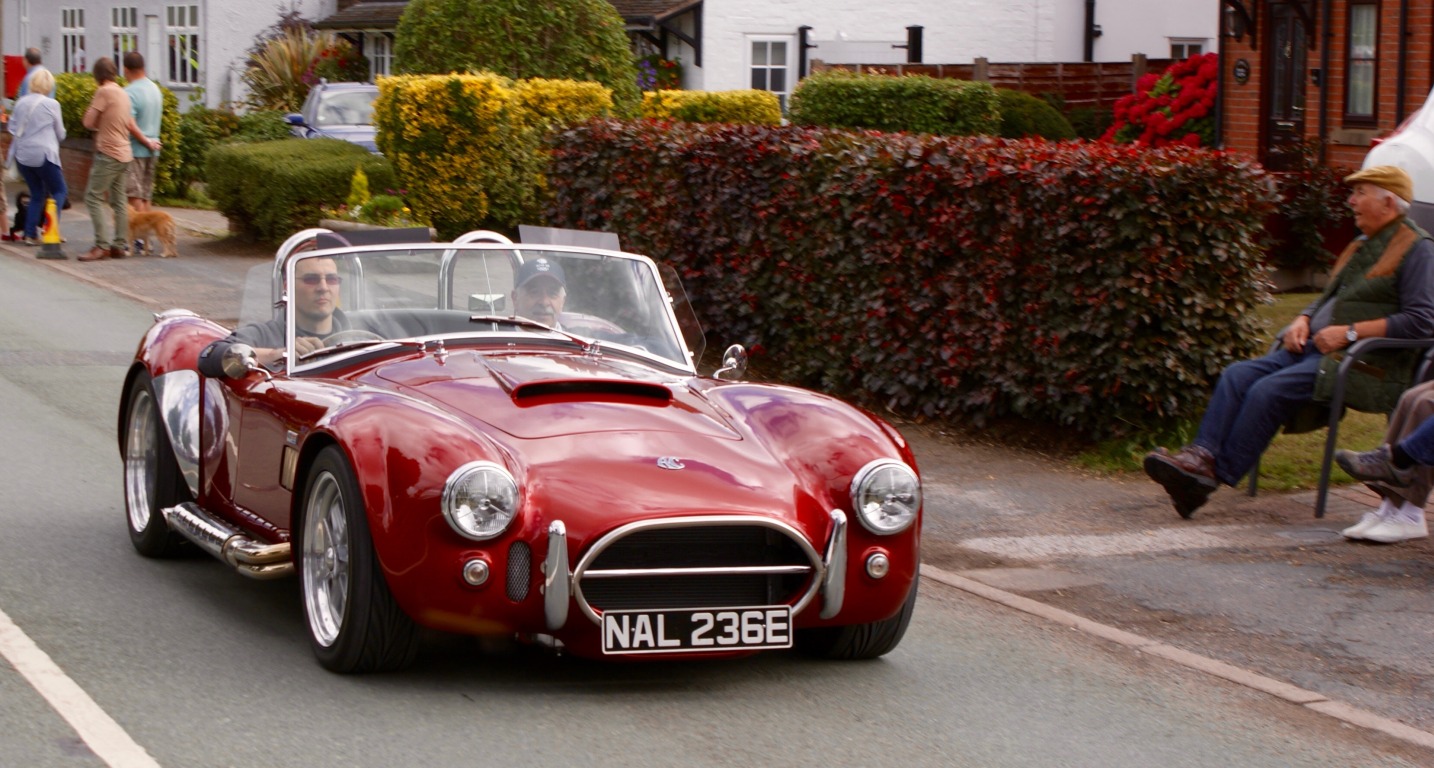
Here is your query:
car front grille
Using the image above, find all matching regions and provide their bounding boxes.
[572,520,821,620]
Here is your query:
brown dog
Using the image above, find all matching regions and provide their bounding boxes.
[127,207,179,258]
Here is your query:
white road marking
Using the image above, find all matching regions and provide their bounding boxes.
[961,526,1246,559]
[0,605,160,767]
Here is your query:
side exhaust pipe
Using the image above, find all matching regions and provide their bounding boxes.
[163,502,293,580]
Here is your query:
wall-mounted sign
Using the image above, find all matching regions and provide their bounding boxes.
[1233,59,1251,85]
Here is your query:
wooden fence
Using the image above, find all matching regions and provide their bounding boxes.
[810,55,1174,111]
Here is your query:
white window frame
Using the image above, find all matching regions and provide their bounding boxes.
[165,4,201,86]
[61,7,87,74]
[1169,39,1206,59]
[112,6,139,65]
[367,32,393,80]
[748,35,795,111]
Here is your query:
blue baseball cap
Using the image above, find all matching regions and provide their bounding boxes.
[515,257,566,289]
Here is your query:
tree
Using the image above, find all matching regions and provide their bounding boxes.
[394,0,640,115]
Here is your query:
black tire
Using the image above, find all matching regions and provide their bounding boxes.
[297,445,419,673]
[795,579,918,660]
[121,371,190,558]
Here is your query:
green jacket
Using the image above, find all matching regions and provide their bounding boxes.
[1311,217,1433,412]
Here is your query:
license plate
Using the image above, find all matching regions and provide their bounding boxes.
[601,606,793,655]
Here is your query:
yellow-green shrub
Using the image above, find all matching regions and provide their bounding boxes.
[373,72,613,237]
[641,90,782,125]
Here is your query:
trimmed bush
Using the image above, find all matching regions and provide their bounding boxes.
[545,120,1278,437]
[207,138,395,242]
[789,70,1000,136]
[394,0,640,116]
[373,73,611,237]
[997,89,1076,140]
[641,90,782,125]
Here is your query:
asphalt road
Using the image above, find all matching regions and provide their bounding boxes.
[1,229,1431,765]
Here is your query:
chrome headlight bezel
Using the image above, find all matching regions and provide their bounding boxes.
[849,459,920,535]
[441,461,520,541]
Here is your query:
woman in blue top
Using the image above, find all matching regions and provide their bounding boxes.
[7,68,67,245]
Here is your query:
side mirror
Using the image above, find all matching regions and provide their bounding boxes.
[714,344,748,381]
[284,113,305,126]
[220,343,269,380]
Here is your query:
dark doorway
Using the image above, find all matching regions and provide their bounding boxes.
[1261,2,1308,170]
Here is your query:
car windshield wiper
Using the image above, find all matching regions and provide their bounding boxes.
[468,315,598,351]
[297,339,418,361]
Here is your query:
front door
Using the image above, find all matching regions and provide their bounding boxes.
[1261,2,1308,171]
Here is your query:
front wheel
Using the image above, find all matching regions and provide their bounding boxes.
[795,580,918,660]
[122,371,190,557]
[298,445,419,673]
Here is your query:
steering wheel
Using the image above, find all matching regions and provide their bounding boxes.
[322,329,385,346]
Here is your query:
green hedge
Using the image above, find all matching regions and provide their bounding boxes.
[789,70,1000,136]
[996,89,1076,140]
[545,120,1278,437]
[207,138,395,242]
[641,90,782,125]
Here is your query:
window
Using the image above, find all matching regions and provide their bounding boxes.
[61,8,87,74]
[1169,40,1205,59]
[112,7,139,64]
[368,33,392,79]
[166,4,200,86]
[750,38,792,110]
[1345,2,1377,121]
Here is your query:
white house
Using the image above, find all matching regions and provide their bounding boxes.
[618,0,1219,106]
[3,0,1217,109]
[3,0,336,107]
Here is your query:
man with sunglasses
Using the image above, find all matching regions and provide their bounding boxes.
[199,257,350,373]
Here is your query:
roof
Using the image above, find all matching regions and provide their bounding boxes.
[314,1,408,30]
[608,0,699,23]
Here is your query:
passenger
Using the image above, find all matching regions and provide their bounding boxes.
[510,257,566,328]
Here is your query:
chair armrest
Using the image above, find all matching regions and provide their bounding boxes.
[1329,337,1434,410]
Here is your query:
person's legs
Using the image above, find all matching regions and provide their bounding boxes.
[1192,348,1307,457]
[1211,349,1322,485]
[107,159,130,251]
[18,163,44,239]
[84,153,125,249]
[39,161,67,216]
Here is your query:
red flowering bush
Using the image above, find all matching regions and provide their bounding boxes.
[306,41,370,85]
[636,54,682,90]
[1103,53,1218,148]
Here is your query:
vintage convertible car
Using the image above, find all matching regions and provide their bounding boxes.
[119,228,922,672]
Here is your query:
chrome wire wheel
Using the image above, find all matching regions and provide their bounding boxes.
[302,470,351,648]
[123,387,159,535]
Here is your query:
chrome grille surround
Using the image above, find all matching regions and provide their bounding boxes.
[571,515,825,625]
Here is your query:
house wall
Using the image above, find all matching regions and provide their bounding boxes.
[5,0,335,109]
[686,0,1217,95]
[1219,0,1434,170]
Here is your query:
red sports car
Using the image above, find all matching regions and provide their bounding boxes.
[119,229,922,672]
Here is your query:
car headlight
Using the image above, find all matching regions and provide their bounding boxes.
[850,459,920,535]
[442,461,520,541]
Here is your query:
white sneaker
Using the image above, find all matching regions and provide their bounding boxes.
[1362,515,1429,543]
[1342,510,1388,539]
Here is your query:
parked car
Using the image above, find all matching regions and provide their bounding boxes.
[1363,85,1434,232]
[118,229,922,672]
[286,81,379,152]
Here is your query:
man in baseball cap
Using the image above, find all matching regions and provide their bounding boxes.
[511,256,567,327]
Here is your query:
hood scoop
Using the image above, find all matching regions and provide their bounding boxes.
[511,378,673,406]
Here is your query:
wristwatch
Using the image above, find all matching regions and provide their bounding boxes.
[1346,325,1359,343]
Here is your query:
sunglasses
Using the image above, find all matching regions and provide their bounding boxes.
[299,273,342,286]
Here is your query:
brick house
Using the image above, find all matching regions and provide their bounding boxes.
[1216,0,1433,171]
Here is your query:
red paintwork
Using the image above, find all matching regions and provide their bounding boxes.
[125,314,920,657]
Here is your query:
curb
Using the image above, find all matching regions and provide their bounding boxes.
[921,563,1434,752]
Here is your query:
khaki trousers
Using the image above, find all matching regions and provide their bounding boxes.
[85,153,130,249]
[1380,379,1434,506]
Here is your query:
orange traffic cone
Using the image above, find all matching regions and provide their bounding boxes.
[37,197,66,260]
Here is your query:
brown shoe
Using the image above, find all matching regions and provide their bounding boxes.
[108,245,128,259]
[78,246,109,262]
[1144,445,1219,519]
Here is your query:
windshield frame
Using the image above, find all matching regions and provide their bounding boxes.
[275,241,699,376]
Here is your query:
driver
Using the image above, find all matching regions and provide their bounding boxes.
[198,256,350,373]
[510,257,566,328]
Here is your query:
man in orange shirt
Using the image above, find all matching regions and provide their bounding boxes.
[78,57,158,262]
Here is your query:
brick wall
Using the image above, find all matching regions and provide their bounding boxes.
[1219,0,1434,170]
[59,138,94,200]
